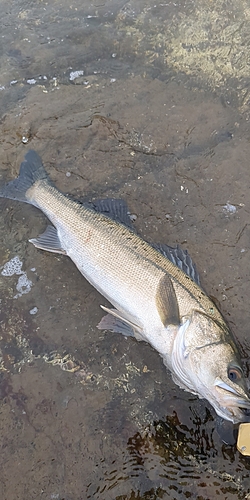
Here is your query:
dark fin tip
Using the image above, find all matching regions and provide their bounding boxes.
[0,150,48,204]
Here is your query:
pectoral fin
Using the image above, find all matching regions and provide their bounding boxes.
[29,225,66,255]
[156,274,180,327]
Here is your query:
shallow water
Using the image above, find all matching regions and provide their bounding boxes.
[1,0,250,498]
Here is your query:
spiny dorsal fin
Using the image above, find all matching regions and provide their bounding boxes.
[152,243,201,286]
[89,198,200,287]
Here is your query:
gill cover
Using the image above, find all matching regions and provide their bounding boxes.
[171,318,194,393]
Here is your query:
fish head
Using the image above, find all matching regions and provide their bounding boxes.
[171,310,250,423]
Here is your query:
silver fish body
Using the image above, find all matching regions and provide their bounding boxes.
[1,150,250,423]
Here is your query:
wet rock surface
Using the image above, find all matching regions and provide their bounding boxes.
[1,0,250,498]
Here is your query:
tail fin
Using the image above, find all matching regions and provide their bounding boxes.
[0,150,48,204]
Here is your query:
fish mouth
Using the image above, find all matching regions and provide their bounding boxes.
[214,380,250,423]
[228,404,250,424]
[237,401,250,422]
[239,406,250,419]
[215,400,250,424]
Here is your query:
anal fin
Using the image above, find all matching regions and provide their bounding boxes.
[29,225,66,255]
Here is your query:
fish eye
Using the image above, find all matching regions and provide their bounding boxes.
[228,366,242,382]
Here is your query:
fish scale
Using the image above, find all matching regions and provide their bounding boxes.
[28,181,223,325]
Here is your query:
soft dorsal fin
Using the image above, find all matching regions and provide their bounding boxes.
[91,198,134,229]
[152,243,201,286]
[155,274,180,327]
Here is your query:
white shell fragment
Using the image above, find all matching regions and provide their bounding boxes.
[1,255,23,276]
[69,70,84,81]
[15,274,32,298]
[223,202,236,214]
[29,307,38,315]
[1,256,33,299]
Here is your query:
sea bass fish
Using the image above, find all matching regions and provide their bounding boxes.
[1,150,250,424]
